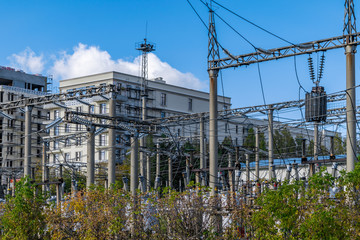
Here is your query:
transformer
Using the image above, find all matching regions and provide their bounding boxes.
[305,86,327,122]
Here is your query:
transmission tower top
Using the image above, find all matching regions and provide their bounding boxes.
[136,38,156,95]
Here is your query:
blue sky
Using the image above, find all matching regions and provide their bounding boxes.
[0,0,357,110]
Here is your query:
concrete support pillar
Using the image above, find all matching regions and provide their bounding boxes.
[268,107,274,180]
[245,153,250,195]
[24,105,33,178]
[42,141,48,193]
[185,157,190,186]
[286,164,292,181]
[200,117,206,186]
[314,123,319,161]
[209,69,219,196]
[228,152,234,192]
[130,136,139,195]
[140,95,147,181]
[146,154,151,191]
[168,157,173,189]
[255,128,260,181]
[345,45,357,172]
[86,126,95,188]
[108,97,116,188]
[155,143,161,189]
[293,163,299,181]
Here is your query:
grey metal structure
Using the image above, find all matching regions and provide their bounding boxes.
[204,1,358,175]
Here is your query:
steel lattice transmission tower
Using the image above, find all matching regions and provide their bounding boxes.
[137,39,156,96]
[136,38,155,189]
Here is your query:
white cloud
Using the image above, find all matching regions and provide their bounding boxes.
[50,43,206,90]
[7,48,45,74]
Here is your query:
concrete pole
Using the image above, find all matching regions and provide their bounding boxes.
[345,45,357,172]
[209,69,219,196]
[42,142,48,193]
[140,95,147,180]
[228,152,234,192]
[86,127,95,188]
[330,136,335,159]
[268,107,274,180]
[59,164,63,199]
[168,157,173,189]
[245,153,250,194]
[24,105,33,178]
[155,143,161,189]
[108,97,116,188]
[255,128,260,181]
[130,136,139,195]
[146,154,151,191]
[186,157,190,186]
[200,117,206,186]
[314,123,319,161]
[332,162,338,178]
[286,164,292,181]
[293,163,299,181]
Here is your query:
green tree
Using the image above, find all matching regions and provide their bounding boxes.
[0,177,48,239]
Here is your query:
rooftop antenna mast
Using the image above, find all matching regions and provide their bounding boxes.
[136,31,155,189]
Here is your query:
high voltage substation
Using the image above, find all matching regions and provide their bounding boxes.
[0,0,359,227]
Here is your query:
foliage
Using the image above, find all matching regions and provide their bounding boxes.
[1,165,360,239]
[0,176,48,239]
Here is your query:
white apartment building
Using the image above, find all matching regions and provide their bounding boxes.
[44,71,233,168]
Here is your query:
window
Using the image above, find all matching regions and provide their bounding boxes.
[75,151,82,161]
[89,105,95,114]
[37,110,41,118]
[54,141,59,150]
[76,124,82,131]
[188,98,193,111]
[99,150,106,161]
[54,154,59,164]
[236,125,239,134]
[54,126,59,136]
[100,103,107,114]
[99,134,107,146]
[116,82,122,92]
[54,110,59,119]
[76,106,82,113]
[65,124,70,133]
[161,93,167,106]
[65,138,70,147]
[46,112,50,120]
[126,85,131,97]
[76,137,82,146]
[20,134,24,144]
[225,123,229,133]
[20,148,23,157]
[20,121,24,131]
[65,153,70,162]
[161,112,166,118]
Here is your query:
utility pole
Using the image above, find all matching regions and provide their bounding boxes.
[42,141,48,193]
[130,135,139,195]
[108,96,116,188]
[200,117,206,186]
[155,143,161,189]
[24,105,33,178]
[168,157,173,189]
[344,0,357,172]
[255,128,260,182]
[208,4,220,196]
[268,107,274,180]
[86,126,95,188]
[146,154,151,191]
